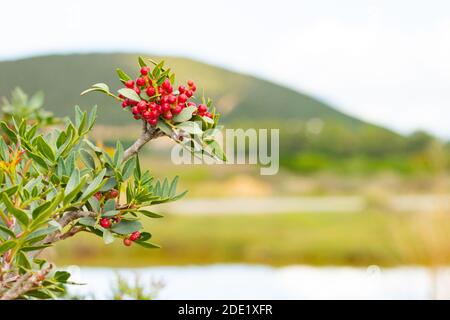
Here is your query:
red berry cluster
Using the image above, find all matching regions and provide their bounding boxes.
[120,67,213,125]
[123,231,141,246]
[94,188,119,201]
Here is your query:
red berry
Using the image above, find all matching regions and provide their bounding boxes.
[205,112,213,118]
[161,103,170,113]
[187,80,195,87]
[129,99,138,106]
[140,66,150,75]
[119,94,125,99]
[130,231,141,241]
[148,118,158,126]
[150,110,159,118]
[125,80,134,88]
[163,111,173,120]
[121,100,128,108]
[109,189,119,198]
[161,95,169,104]
[185,90,193,98]
[166,85,173,94]
[137,101,147,112]
[100,218,111,228]
[123,238,132,246]
[132,106,139,115]
[133,115,141,120]
[143,111,152,119]
[162,78,171,90]
[173,105,182,114]
[198,104,207,113]
[146,86,156,97]
[94,192,102,200]
[178,94,188,103]
[168,95,177,104]
[187,102,196,107]
[190,84,197,92]
[178,85,186,93]
[134,86,141,94]
[136,77,146,87]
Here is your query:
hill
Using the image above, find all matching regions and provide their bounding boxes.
[0,53,363,127]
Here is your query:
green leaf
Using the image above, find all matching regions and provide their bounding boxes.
[134,241,160,249]
[102,210,119,218]
[103,199,116,212]
[0,122,17,144]
[80,150,95,169]
[20,244,51,252]
[16,250,31,270]
[139,210,164,218]
[2,193,29,227]
[78,216,96,227]
[25,226,59,244]
[177,121,203,135]
[81,83,110,96]
[32,201,51,220]
[0,225,15,239]
[0,240,16,255]
[110,220,142,235]
[30,192,64,230]
[121,157,136,181]
[116,68,131,82]
[168,176,179,197]
[117,88,141,102]
[54,271,71,283]
[138,56,147,67]
[36,136,56,162]
[156,121,173,137]
[113,141,124,167]
[102,229,114,244]
[173,106,197,123]
[64,175,87,205]
[99,177,117,192]
[65,168,80,195]
[80,168,106,201]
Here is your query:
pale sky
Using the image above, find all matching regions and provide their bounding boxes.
[1,0,450,137]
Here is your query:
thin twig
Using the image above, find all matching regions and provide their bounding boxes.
[122,120,165,162]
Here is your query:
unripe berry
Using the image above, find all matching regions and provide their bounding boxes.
[198,104,207,113]
[123,238,132,246]
[140,66,150,75]
[178,93,188,103]
[163,111,173,120]
[185,90,193,98]
[125,80,134,88]
[146,86,156,97]
[100,218,111,228]
[136,77,146,87]
[137,101,147,112]
[178,85,186,93]
[130,231,141,241]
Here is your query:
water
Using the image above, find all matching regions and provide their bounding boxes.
[66,264,450,300]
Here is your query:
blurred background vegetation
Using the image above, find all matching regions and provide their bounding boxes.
[1,53,450,268]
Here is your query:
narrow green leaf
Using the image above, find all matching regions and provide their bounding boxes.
[2,194,29,227]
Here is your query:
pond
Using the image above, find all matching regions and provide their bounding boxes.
[66,264,450,300]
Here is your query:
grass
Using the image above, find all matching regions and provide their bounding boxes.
[51,211,450,267]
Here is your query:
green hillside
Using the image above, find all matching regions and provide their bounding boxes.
[0,53,361,127]
[0,53,442,174]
